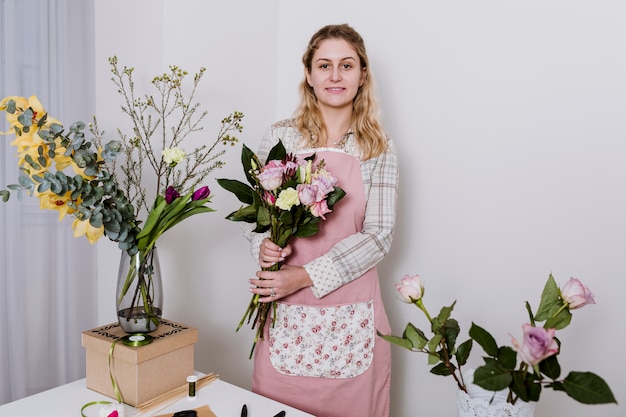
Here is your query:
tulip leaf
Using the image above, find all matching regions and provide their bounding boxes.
[0,190,9,202]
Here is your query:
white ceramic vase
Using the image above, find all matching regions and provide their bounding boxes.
[458,369,536,417]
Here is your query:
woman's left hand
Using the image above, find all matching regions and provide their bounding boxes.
[249,264,313,302]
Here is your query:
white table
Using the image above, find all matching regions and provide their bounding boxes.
[0,377,315,417]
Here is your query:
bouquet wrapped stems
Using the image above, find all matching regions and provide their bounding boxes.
[237,220,289,359]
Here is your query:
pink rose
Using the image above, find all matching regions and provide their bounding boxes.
[257,160,285,191]
[310,199,331,219]
[560,277,595,310]
[297,183,318,206]
[511,324,559,366]
[395,274,424,303]
[311,169,337,198]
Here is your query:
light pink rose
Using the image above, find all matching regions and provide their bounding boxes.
[395,274,424,303]
[257,160,285,191]
[511,324,559,366]
[297,183,318,206]
[560,277,596,310]
[310,199,331,219]
[311,169,337,198]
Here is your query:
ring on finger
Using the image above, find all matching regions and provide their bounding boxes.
[269,287,276,298]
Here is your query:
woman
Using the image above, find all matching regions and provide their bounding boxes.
[245,23,399,417]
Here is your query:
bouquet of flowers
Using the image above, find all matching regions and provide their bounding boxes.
[1,57,244,331]
[379,273,616,406]
[218,140,346,357]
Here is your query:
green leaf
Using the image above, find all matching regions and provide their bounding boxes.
[0,190,9,202]
[240,144,258,186]
[427,334,443,364]
[497,345,518,370]
[377,331,413,350]
[293,222,319,238]
[562,371,617,404]
[534,273,562,322]
[473,362,512,391]
[404,322,428,349]
[544,309,572,330]
[510,370,540,402]
[225,204,257,222]
[455,339,473,366]
[326,186,346,208]
[430,362,454,376]
[217,178,254,204]
[469,322,499,357]
[6,99,16,113]
[443,318,460,352]
[266,139,286,163]
[17,108,34,127]
[539,351,561,379]
[256,205,270,228]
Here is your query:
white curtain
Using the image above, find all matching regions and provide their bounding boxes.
[0,0,97,405]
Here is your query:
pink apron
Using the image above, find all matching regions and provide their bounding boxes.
[252,150,391,417]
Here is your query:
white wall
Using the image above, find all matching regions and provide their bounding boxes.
[94,1,625,416]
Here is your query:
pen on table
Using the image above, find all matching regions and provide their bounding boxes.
[273,411,286,417]
[241,403,247,417]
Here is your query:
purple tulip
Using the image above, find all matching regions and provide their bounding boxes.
[165,186,180,204]
[192,186,211,201]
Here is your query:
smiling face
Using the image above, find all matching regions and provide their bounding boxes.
[305,38,365,113]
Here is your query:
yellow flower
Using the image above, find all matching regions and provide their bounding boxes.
[72,218,105,244]
[1,95,59,135]
[36,189,77,220]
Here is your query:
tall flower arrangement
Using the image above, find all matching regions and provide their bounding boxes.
[379,273,616,406]
[1,57,244,331]
[217,140,346,357]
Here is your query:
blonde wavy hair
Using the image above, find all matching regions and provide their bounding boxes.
[295,24,387,160]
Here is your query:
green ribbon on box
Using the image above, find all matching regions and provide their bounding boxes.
[80,334,154,416]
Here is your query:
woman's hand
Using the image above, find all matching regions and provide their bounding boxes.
[249,264,313,302]
[258,237,292,269]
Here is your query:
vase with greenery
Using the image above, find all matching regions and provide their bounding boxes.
[1,56,244,332]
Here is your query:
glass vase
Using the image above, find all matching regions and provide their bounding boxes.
[116,247,163,333]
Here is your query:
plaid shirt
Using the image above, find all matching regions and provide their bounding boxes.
[245,119,399,298]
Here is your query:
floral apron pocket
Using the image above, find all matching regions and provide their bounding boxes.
[268,301,375,378]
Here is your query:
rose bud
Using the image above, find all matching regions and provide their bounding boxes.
[395,274,424,303]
